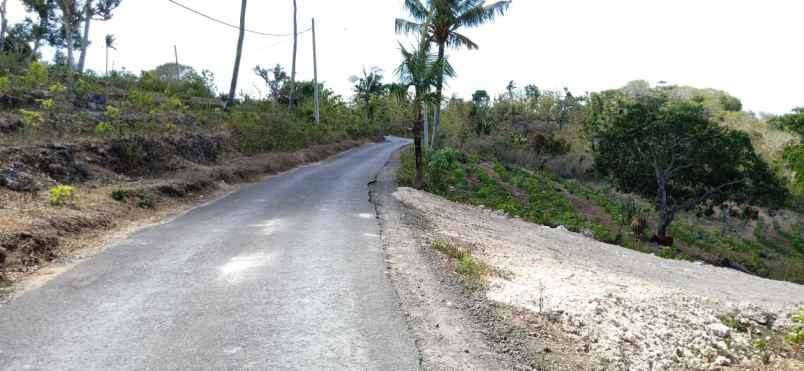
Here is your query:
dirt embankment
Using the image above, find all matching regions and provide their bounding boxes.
[0,135,372,294]
[389,184,804,371]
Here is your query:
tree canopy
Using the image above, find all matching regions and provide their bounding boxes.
[585,91,787,241]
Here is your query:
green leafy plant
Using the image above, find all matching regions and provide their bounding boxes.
[95,121,113,136]
[0,76,10,94]
[37,98,56,111]
[456,254,483,275]
[49,185,78,206]
[161,96,185,111]
[23,62,49,87]
[786,307,804,352]
[48,82,66,94]
[19,109,44,128]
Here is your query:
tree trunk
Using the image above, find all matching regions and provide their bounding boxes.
[413,100,424,189]
[288,0,297,110]
[423,103,429,148]
[0,0,8,52]
[77,0,93,73]
[655,172,675,243]
[105,45,108,76]
[63,1,75,71]
[30,14,48,62]
[432,42,445,149]
[226,0,248,109]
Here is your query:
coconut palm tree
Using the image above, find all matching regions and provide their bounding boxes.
[396,0,511,147]
[104,34,115,76]
[349,67,385,128]
[226,0,248,110]
[394,31,454,188]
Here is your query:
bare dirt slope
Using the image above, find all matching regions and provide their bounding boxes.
[393,187,804,371]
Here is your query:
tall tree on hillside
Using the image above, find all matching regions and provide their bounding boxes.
[77,0,122,73]
[226,0,248,109]
[104,33,114,75]
[349,67,385,127]
[394,31,454,188]
[0,0,8,52]
[396,0,511,147]
[22,0,58,60]
[56,0,79,70]
[288,0,298,110]
[585,92,787,243]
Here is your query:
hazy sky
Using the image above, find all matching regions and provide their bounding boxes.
[5,0,803,114]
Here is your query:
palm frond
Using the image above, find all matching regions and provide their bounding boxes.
[395,18,425,35]
[456,1,511,28]
[446,31,478,50]
[402,0,429,21]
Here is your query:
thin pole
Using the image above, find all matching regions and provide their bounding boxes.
[174,45,180,80]
[288,0,297,110]
[312,18,320,125]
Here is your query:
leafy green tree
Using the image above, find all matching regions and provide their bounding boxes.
[772,108,804,138]
[394,32,454,188]
[396,0,511,147]
[77,0,122,73]
[21,0,58,60]
[56,0,79,70]
[349,67,385,127]
[255,64,288,104]
[470,89,490,135]
[586,92,787,242]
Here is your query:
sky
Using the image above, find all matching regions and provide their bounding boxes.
[4,0,803,114]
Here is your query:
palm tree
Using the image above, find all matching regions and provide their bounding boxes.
[396,0,511,147]
[104,34,115,76]
[349,67,385,128]
[226,0,248,110]
[394,31,454,188]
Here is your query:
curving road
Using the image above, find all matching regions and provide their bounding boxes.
[0,137,419,370]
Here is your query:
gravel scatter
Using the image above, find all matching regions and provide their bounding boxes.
[394,187,804,371]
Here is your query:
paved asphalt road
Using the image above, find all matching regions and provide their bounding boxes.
[0,137,419,370]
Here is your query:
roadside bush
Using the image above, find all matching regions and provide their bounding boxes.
[23,62,49,88]
[49,185,78,206]
[787,307,804,352]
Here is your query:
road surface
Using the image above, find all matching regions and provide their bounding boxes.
[0,138,419,370]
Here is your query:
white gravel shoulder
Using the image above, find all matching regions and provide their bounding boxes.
[394,187,804,370]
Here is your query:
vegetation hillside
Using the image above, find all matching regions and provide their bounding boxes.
[400,79,804,284]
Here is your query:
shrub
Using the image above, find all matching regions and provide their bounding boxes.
[48,82,66,94]
[95,122,113,136]
[37,98,55,111]
[786,307,804,352]
[0,76,10,94]
[19,109,44,128]
[23,62,49,88]
[456,254,483,275]
[49,185,78,206]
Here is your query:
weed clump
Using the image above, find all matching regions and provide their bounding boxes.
[49,185,78,206]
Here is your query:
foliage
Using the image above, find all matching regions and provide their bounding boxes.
[585,91,787,238]
[49,185,78,206]
[23,61,48,87]
[456,254,483,275]
[786,307,804,352]
[94,121,112,136]
[0,75,10,94]
[19,109,44,128]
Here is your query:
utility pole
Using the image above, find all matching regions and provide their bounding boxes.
[174,45,180,81]
[312,18,320,124]
[288,0,298,111]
